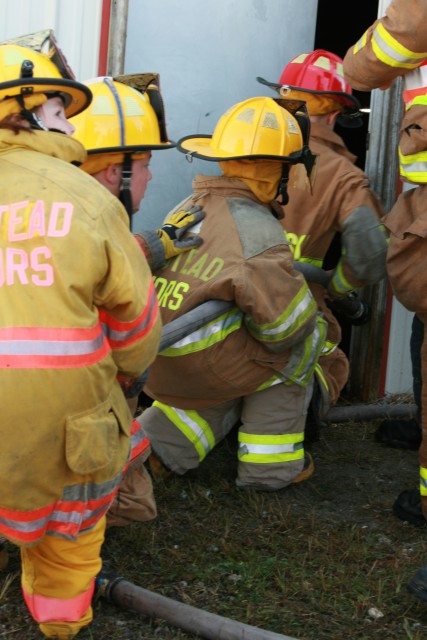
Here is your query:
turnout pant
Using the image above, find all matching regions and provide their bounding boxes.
[141,381,313,491]
[20,516,105,639]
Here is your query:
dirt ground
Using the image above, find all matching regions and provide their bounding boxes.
[2,400,427,640]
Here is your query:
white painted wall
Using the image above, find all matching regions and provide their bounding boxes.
[124,0,319,231]
[0,0,102,82]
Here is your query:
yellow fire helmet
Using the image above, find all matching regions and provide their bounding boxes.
[178,96,311,163]
[70,74,175,161]
[178,96,317,204]
[0,44,92,119]
[70,75,175,228]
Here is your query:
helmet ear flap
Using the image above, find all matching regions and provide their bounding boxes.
[293,109,311,148]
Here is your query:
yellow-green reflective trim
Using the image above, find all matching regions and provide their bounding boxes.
[314,363,329,392]
[238,431,304,464]
[407,95,427,109]
[153,401,215,461]
[322,339,338,356]
[353,30,368,54]
[284,314,327,386]
[255,375,282,392]
[160,307,242,357]
[247,282,316,344]
[420,466,427,495]
[372,23,427,69]
[295,256,323,268]
[239,432,304,444]
[399,148,427,183]
[329,259,353,295]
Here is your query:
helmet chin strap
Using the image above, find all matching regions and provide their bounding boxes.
[276,164,290,206]
[16,94,66,134]
[119,154,134,230]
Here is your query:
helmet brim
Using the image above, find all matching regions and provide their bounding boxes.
[0,77,92,117]
[177,134,302,162]
[86,142,176,155]
[256,76,360,111]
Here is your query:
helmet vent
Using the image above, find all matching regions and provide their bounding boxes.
[236,107,255,123]
[262,112,279,130]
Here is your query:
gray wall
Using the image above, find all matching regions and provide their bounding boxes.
[125,0,318,232]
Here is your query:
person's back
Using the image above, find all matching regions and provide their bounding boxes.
[68,73,205,530]
[0,39,160,639]
[142,96,326,491]
[342,1,427,601]
[0,131,159,513]
[259,50,388,422]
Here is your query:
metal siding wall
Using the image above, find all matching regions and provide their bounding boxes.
[0,0,102,80]
[375,0,413,395]
[125,0,318,232]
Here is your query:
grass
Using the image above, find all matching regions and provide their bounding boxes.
[1,417,427,639]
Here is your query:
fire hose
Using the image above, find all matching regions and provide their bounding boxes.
[159,262,368,353]
[146,263,410,423]
[96,564,300,640]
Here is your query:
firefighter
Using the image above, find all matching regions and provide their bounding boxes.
[258,49,388,438]
[342,0,427,93]
[0,44,161,639]
[69,75,205,528]
[342,1,427,601]
[140,95,328,492]
[342,1,427,453]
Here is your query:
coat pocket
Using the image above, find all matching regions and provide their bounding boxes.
[65,399,124,475]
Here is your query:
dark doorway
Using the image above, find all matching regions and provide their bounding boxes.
[314,1,379,359]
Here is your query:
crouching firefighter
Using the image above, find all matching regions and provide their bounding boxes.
[140,95,327,491]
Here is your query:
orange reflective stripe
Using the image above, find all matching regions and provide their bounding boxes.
[0,474,123,543]
[0,323,110,368]
[99,279,159,349]
[23,579,95,623]
[128,418,150,463]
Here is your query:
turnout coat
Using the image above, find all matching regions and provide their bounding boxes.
[0,128,161,545]
[145,174,325,410]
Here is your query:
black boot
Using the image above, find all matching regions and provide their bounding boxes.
[393,488,426,528]
[375,418,421,450]
[408,566,427,602]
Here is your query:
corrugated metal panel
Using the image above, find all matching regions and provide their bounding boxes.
[0,0,103,80]
[384,300,413,395]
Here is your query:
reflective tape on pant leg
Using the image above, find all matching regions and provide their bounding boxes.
[153,401,216,462]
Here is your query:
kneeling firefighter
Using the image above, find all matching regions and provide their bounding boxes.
[140,95,328,491]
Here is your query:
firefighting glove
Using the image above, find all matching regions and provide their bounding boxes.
[327,291,371,326]
[156,205,204,259]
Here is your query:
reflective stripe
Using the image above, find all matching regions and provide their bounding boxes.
[160,306,242,357]
[420,466,427,496]
[353,29,369,55]
[129,418,150,463]
[372,23,427,69]
[238,431,304,464]
[23,579,94,623]
[0,323,110,369]
[399,148,427,183]
[153,401,215,461]
[100,279,159,348]
[280,314,327,386]
[295,256,323,268]
[314,363,329,393]
[329,259,353,296]
[322,339,337,357]
[0,469,124,544]
[246,281,316,345]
